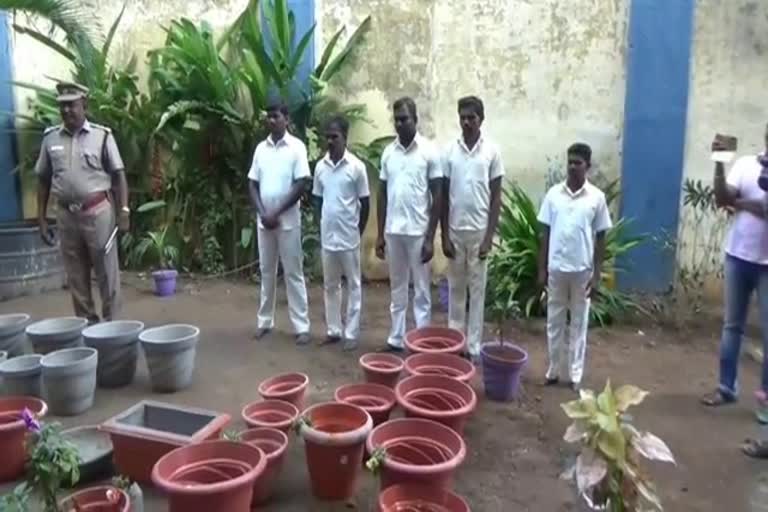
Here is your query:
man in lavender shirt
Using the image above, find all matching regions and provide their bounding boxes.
[701,126,768,412]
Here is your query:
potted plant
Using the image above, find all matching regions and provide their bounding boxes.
[113,475,144,512]
[561,381,675,511]
[131,226,180,297]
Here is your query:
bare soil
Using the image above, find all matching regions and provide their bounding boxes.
[0,274,764,511]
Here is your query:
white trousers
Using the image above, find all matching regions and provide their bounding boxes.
[447,230,488,357]
[386,234,432,348]
[546,269,592,384]
[321,248,362,340]
[257,227,310,334]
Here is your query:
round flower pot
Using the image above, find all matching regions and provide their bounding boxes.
[139,324,199,393]
[258,372,309,409]
[241,399,299,434]
[153,269,179,297]
[0,396,47,482]
[83,320,144,388]
[61,426,114,487]
[239,427,289,506]
[41,347,98,416]
[152,440,267,512]
[0,313,31,357]
[334,382,397,426]
[0,354,43,396]
[59,485,130,512]
[395,374,477,435]
[480,342,528,402]
[405,353,477,383]
[26,316,87,355]
[367,418,467,491]
[298,401,373,501]
[379,483,471,512]
[405,327,466,356]
[359,353,404,388]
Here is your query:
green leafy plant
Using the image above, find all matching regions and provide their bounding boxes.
[129,226,179,270]
[365,447,386,475]
[561,381,675,511]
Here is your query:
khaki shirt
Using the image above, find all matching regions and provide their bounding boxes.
[35,120,124,202]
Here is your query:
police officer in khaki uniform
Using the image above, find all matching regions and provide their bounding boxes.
[35,82,130,323]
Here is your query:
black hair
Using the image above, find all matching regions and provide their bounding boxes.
[266,99,289,117]
[324,115,350,138]
[457,96,484,121]
[567,143,592,165]
[392,97,418,119]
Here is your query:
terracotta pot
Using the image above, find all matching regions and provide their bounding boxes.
[359,353,404,388]
[395,374,477,434]
[334,382,397,426]
[378,483,471,512]
[0,396,48,482]
[239,427,288,506]
[299,401,373,500]
[258,372,309,409]
[405,353,476,383]
[152,440,266,512]
[241,399,299,434]
[404,327,466,355]
[59,485,130,512]
[367,418,466,491]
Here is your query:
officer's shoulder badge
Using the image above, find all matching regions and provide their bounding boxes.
[42,125,59,136]
[90,123,112,134]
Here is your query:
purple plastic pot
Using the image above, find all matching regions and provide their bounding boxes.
[152,270,178,297]
[480,342,528,401]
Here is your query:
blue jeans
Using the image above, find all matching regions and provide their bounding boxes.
[719,255,768,399]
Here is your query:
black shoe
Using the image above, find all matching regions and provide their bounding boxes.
[320,334,342,346]
[342,338,359,352]
[544,377,560,386]
[253,327,271,340]
[295,332,311,346]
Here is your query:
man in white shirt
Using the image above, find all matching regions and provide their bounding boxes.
[312,115,370,351]
[537,143,612,391]
[441,96,504,361]
[247,101,312,345]
[376,97,443,351]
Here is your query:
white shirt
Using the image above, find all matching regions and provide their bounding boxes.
[312,150,370,251]
[247,132,311,230]
[380,133,442,236]
[725,154,768,265]
[538,181,613,273]
[444,135,505,232]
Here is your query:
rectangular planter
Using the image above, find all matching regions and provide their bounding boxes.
[99,400,230,483]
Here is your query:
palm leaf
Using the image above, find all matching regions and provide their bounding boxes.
[102,1,127,57]
[10,23,75,60]
[318,16,371,82]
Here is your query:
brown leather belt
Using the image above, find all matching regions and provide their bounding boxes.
[59,192,109,213]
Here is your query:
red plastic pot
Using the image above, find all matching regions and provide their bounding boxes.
[152,440,266,512]
[359,353,404,388]
[258,372,309,409]
[0,396,48,482]
[395,374,477,435]
[298,401,373,500]
[59,485,130,512]
[367,418,466,491]
[239,427,288,506]
[334,382,397,426]
[405,327,466,355]
[378,483,471,512]
[405,353,476,383]
[241,399,299,434]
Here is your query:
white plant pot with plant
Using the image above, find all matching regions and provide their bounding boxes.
[561,381,676,512]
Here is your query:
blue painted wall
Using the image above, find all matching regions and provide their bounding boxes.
[0,12,20,222]
[263,0,316,99]
[618,0,695,293]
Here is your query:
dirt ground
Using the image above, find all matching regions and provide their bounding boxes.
[1,274,766,511]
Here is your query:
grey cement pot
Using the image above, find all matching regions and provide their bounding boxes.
[0,351,6,364]
[27,317,87,355]
[41,347,98,416]
[0,313,31,357]
[83,320,144,388]
[139,324,199,393]
[0,354,43,396]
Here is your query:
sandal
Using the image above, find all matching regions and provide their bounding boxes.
[700,390,736,407]
[742,438,768,459]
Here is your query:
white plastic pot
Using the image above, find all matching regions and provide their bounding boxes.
[41,347,98,416]
[139,324,199,393]
[26,317,87,355]
[0,354,43,396]
[0,313,31,357]
[83,320,144,388]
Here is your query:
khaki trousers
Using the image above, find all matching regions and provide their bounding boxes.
[56,200,121,322]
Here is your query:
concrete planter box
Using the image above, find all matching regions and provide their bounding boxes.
[26,317,87,355]
[0,354,43,396]
[0,314,31,357]
[83,320,144,388]
[41,347,98,416]
[139,324,199,393]
[100,400,230,484]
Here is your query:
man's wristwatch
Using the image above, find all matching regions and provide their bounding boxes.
[120,206,130,214]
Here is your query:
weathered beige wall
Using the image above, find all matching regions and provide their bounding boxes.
[680,0,768,295]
